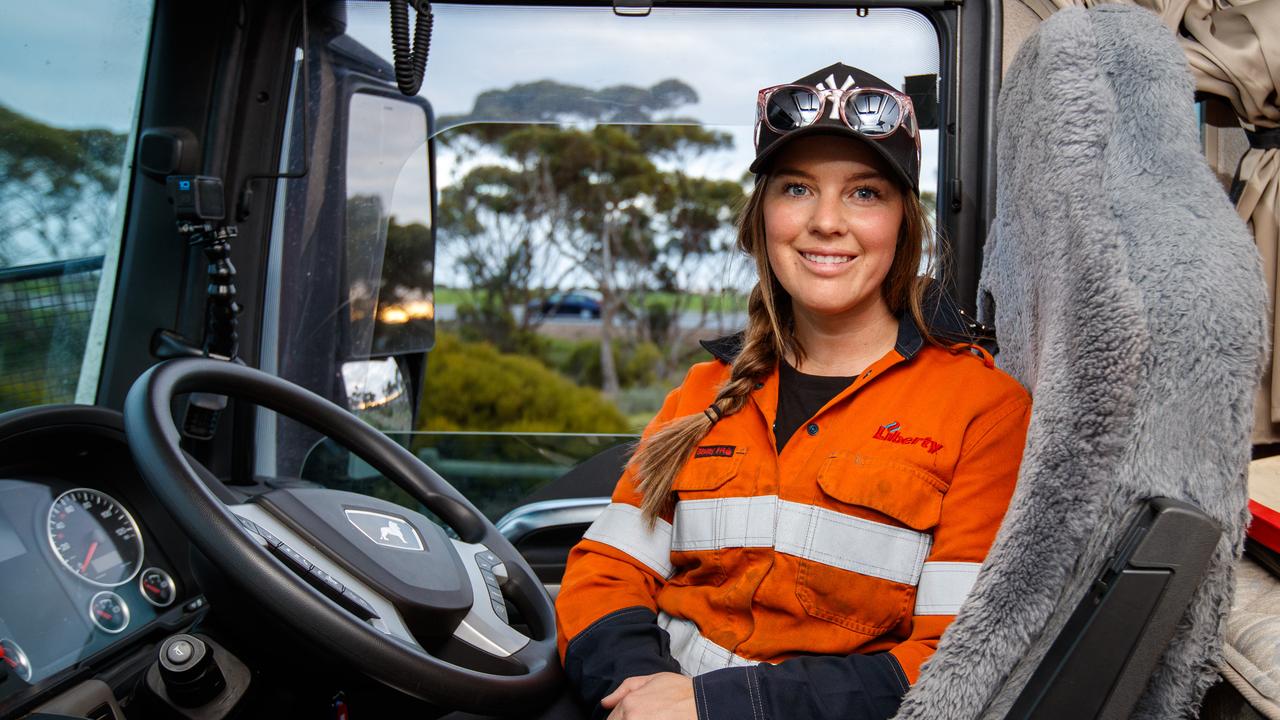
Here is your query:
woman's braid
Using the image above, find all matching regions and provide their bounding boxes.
[631,286,780,524]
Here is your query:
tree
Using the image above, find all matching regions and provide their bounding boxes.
[0,106,127,411]
[436,80,735,394]
[645,172,746,374]
[436,160,576,351]
[0,104,126,266]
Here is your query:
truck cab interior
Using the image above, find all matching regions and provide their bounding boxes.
[0,1,1276,719]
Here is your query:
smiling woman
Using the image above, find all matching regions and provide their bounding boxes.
[554,61,1031,720]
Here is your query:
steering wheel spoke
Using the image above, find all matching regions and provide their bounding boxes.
[229,503,425,649]
[450,538,535,657]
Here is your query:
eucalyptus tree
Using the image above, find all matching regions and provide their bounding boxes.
[437,79,734,395]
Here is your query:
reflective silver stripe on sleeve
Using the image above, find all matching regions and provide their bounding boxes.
[658,612,761,676]
[913,561,981,615]
[581,503,674,579]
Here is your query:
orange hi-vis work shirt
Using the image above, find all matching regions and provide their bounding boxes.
[556,326,1031,715]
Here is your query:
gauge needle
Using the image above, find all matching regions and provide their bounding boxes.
[81,541,99,573]
[144,582,162,593]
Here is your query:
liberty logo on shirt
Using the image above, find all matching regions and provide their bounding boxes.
[872,422,944,454]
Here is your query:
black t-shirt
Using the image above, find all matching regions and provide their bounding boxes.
[775,361,856,452]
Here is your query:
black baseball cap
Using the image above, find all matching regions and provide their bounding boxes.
[750,62,921,193]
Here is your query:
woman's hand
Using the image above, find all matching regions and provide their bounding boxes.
[601,672,697,719]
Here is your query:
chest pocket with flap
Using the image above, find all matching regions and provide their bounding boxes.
[667,447,749,586]
[793,454,946,634]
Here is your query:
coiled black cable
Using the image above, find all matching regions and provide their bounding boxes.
[390,0,433,96]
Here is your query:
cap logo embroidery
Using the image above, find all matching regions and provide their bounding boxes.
[872,422,944,454]
[694,445,736,459]
[815,74,855,120]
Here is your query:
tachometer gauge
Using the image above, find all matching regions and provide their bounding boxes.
[0,638,31,682]
[89,591,130,634]
[139,567,177,607]
[47,488,144,587]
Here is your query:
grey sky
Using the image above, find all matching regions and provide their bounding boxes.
[345,3,941,191]
[0,1,151,131]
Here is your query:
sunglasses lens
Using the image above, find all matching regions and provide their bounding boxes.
[765,87,822,132]
[844,91,904,137]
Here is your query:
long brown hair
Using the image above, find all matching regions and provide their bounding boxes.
[629,172,935,524]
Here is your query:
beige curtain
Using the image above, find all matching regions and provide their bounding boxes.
[1020,0,1280,440]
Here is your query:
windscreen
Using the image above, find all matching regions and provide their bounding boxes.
[284,3,942,522]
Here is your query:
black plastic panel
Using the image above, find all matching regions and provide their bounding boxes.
[1004,498,1221,720]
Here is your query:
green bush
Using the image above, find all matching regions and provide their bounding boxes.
[621,341,662,387]
[418,332,628,433]
[540,338,662,389]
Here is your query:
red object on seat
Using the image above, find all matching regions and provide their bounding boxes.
[1248,499,1280,553]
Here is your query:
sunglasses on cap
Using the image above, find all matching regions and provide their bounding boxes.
[755,83,921,149]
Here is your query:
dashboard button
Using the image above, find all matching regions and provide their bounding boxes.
[491,562,509,585]
[255,526,282,547]
[235,516,281,547]
[310,566,345,595]
[340,588,378,619]
[166,639,195,665]
[491,599,509,623]
[271,542,312,572]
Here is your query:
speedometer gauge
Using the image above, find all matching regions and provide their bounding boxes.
[47,488,144,587]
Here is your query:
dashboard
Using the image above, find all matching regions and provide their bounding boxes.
[0,406,201,717]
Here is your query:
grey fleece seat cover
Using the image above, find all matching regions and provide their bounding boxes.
[893,6,1268,720]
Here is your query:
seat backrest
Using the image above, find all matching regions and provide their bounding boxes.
[893,6,1268,719]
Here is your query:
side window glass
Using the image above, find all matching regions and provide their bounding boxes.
[0,1,153,412]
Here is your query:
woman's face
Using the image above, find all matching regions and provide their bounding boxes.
[763,135,904,326]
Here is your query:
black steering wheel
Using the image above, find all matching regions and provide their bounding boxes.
[123,358,562,714]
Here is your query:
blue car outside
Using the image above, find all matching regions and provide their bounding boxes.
[528,291,602,319]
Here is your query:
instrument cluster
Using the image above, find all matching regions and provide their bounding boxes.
[0,480,182,687]
[0,409,194,710]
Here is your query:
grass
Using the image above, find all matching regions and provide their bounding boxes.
[434,286,748,314]
[639,291,747,314]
